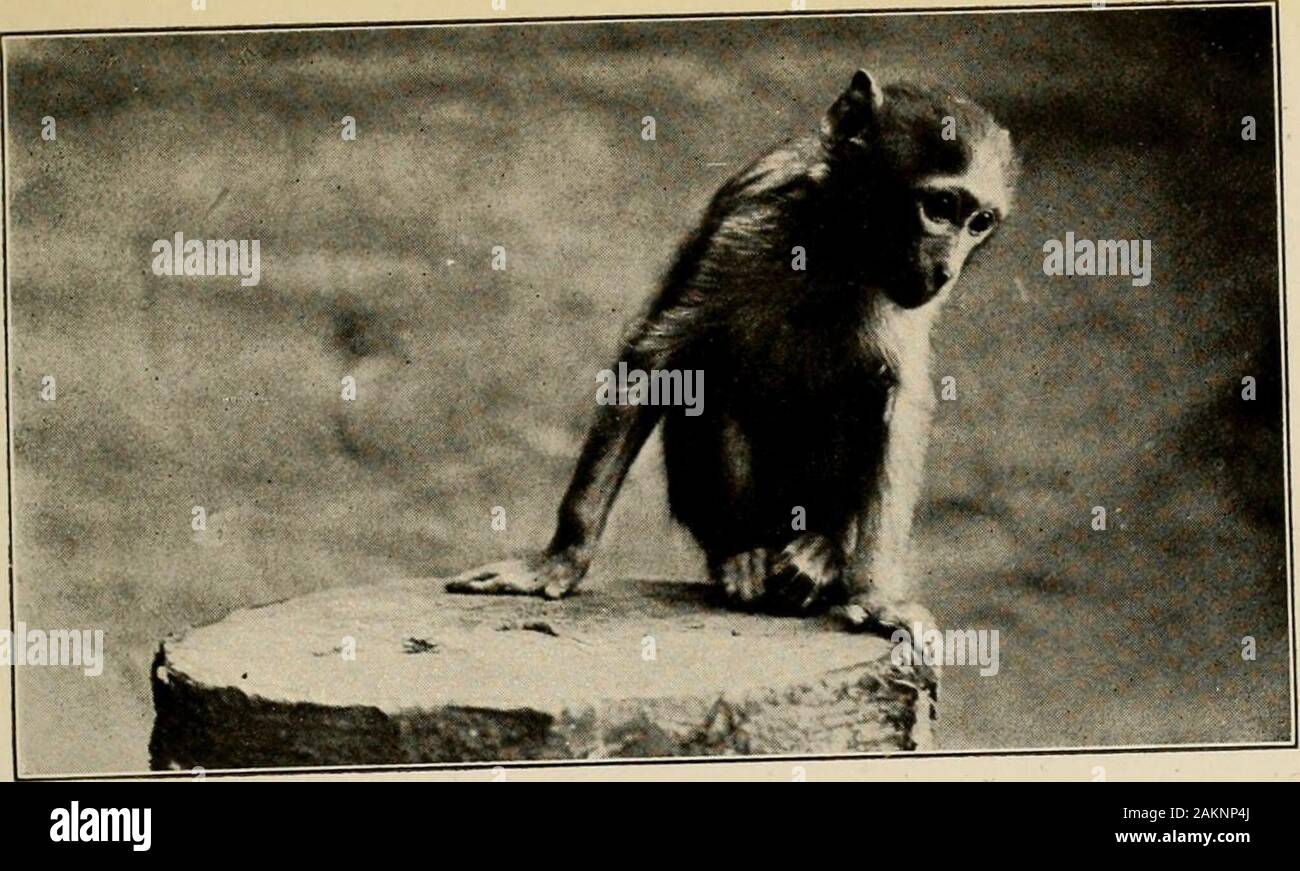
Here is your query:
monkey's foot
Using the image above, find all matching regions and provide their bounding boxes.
[711,548,771,605]
[445,553,585,600]
[769,534,844,611]
[835,593,936,637]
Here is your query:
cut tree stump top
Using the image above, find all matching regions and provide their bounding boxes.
[150,579,937,770]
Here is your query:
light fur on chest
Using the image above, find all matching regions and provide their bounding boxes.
[862,294,940,396]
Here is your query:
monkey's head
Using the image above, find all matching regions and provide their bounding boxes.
[819,69,1019,309]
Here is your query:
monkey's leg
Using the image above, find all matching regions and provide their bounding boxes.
[448,308,696,599]
[670,405,853,609]
[666,411,777,606]
[710,531,847,612]
[838,383,937,633]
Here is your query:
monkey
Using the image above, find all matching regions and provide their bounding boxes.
[447,69,1018,633]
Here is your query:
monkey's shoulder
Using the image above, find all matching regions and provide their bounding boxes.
[713,309,890,385]
[712,136,824,209]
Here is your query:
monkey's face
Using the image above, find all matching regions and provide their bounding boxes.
[887,181,1002,308]
[884,122,1016,308]
[819,69,1018,309]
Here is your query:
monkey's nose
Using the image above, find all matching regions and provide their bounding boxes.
[932,265,951,287]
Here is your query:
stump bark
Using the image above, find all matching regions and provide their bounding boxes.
[150,578,937,769]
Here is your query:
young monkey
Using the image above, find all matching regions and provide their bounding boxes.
[448,69,1019,633]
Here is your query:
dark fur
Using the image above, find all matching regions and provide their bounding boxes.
[452,71,1017,624]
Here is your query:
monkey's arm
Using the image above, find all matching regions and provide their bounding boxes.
[446,302,703,598]
[545,328,673,566]
[838,378,937,631]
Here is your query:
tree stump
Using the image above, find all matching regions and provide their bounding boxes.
[150,579,938,770]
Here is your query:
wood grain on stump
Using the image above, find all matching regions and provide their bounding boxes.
[150,579,938,770]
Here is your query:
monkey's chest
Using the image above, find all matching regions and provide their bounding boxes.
[693,336,891,450]
[665,327,894,509]
[704,314,888,405]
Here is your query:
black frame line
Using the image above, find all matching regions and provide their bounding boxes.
[1,0,1293,781]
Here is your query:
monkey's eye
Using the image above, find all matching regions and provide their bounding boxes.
[920,190,961,225]
[968,210,997,235]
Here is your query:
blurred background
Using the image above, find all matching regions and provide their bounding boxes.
[6,7,1290,774]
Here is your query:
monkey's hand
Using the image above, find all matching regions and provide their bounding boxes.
[445,551,587,599]
[835,591,936,637]
[769,534,844,611]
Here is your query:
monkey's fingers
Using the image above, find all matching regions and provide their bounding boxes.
[767,561,829,612]
[834,598,937,635]
[445,575,540,595]
[715,550,769,605]
[541,575,579,600]
[800,582,827,611]
[738,549,770,602]
[445,559,546,596]
[834,602,872,630]
[783,573,831,611]
[763,565,806,610]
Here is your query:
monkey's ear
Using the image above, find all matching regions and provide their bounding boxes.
[821,68,884,144]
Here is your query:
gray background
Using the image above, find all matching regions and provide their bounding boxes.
[5,6,1289,774]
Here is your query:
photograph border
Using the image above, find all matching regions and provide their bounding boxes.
[1,0,1295,782]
